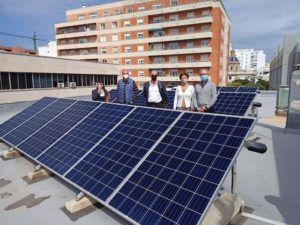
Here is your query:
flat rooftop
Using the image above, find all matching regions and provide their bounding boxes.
[0,94,299,225]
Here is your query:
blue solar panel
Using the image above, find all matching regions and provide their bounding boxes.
[38,103,133,175]
[214,93,256,116]
[65,107,180,202]
[17,101,101,158]
[0,97,57,138]
[109,113,255,225]
[166,91,176,109]
[218,87,239,93]
[136,91,146,106]
[109,89,118,102]
[2,99,76,147]
[237,86,257,93]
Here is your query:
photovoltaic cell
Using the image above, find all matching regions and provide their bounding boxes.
[109,89,118,102]
[2,99,76,147]
[166,91,176,109]
[65,107,180,202]
[17,101,101,158]
[218,87,239,93]
[0,97,57,138]
[38,103,133,175]
[109,113,255,225]
[237,86,257,93]
[214,93,256,116]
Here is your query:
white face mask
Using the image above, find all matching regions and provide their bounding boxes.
[123,74,129,79]
[181,79,188,84]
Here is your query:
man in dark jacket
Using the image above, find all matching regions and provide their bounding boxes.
[117,70,139,104]
[143,70,168,108]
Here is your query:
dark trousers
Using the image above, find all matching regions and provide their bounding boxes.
[147,101,165,108]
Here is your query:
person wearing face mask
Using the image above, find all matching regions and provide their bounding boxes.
[192,69,217,112]
[143,70,168,108]
[173,73,195,111]
[116,70,139,104]
[92,80,111,102]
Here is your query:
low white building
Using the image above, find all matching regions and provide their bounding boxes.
[235,49,266,73]
[38,41,57,57]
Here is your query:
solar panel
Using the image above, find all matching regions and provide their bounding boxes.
[166,91,176,109]
[2,99,76,147]
[136,92,147,106]
[218,87,239,93]
[37,103,133,175]
[237,86,257,93]
[109,89,118,102]
[0,97,57,138]
[65,107,181,202]
[109,113,255,225]
[17,101,101,159]
[214,92,256,116]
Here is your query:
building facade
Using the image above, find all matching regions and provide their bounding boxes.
[55,0,231,86]
[270,34,300,90]
[234,49,266,73]
[38,41,58,57]
[0,45,36,55]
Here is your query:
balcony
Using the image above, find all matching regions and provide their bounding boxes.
[121,61,211,69]
[57,41,97,50]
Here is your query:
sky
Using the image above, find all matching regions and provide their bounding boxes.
[0,0,299,62]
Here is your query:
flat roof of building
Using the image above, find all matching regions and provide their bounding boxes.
[0,93,299,225]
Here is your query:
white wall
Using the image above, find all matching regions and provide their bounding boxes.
[38,41,57,57]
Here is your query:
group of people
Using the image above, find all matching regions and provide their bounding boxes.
[92,69,217,112]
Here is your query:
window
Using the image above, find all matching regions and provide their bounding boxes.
[153,16,163,23]
[152,4,161,9]
[138,6,145,11]
[137,19,144,25]
[90,13,97,19]
[124,34,131,40]
[137,32,144,38]
[110,49,118,56]
[138,71,144,76]
[69,39,74,44]
[115,9,121,15]
[100,23,105,30]
[186,69,193,76]
[137,45,144,52]
[80,49,88,55]
[187,12,195,19]
[186,42,194,48]
[201,39,209,47]
[169,56,178,63]
[153,30,163,37]
[169,42,178,49]
[169,29,178,35]
[60,40,66,45]
[169,15,179,21]
[125,46,131,53]
[100,36,106,42]
[126,8,133,13]
[102,59,107,63]
[70,50,76,55]
[201,24,210,31]
[113,59,119,64]
[201,53,209,61]
[169,69,178,77]
[125,59,131,64]
[78,15,85,20]
[187,27,194,33]
[79,38,87,44]
[202,10,210,17]
[78,27,85,32]
[104,11,109,17]
[101,48,107,54]
[138,59,144,64]
[124,20,131,27]
[112,34,118,41]
[171,0,177,6]
[186,55,193,62]
[153,57,163,64]
[112,21,118,28]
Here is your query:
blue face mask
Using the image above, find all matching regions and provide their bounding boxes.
[200,75,209,81]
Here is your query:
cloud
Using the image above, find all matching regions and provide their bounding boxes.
[224,0,300,61]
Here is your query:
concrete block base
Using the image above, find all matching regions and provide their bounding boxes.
[2,150,21,159]
[65,197,96,213]
[202,192,243,225]
[27,169,52,181]
[246,132,257,142]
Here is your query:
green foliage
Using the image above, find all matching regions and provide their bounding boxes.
[228,79,269,90]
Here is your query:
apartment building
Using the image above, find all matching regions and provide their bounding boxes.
[55,0,231,86]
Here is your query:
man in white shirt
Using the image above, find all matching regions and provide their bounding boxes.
[143,70,168,108]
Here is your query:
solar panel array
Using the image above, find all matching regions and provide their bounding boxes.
[0,97,256,225]
[214,93,256,116]
[217,86,257,93]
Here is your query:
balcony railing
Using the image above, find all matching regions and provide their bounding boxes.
[149,45,210,51]
[151,60,210,64]
[58,40,97,46]
[149,14,211,24]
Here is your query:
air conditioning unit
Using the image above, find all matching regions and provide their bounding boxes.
[57,82,64,88]
[69,82,76,88]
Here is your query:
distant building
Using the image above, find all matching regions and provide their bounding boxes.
[258,63,270,82]
[38,41,57,57]
[228,50,256,83]
[235,49,266,73]
[0,45,35,55]
[55,0,231,86]
[270,34,300,90]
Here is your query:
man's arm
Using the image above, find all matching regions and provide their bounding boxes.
[206,83,217,108]
[192,84,199,110]
[116,81,119,102]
